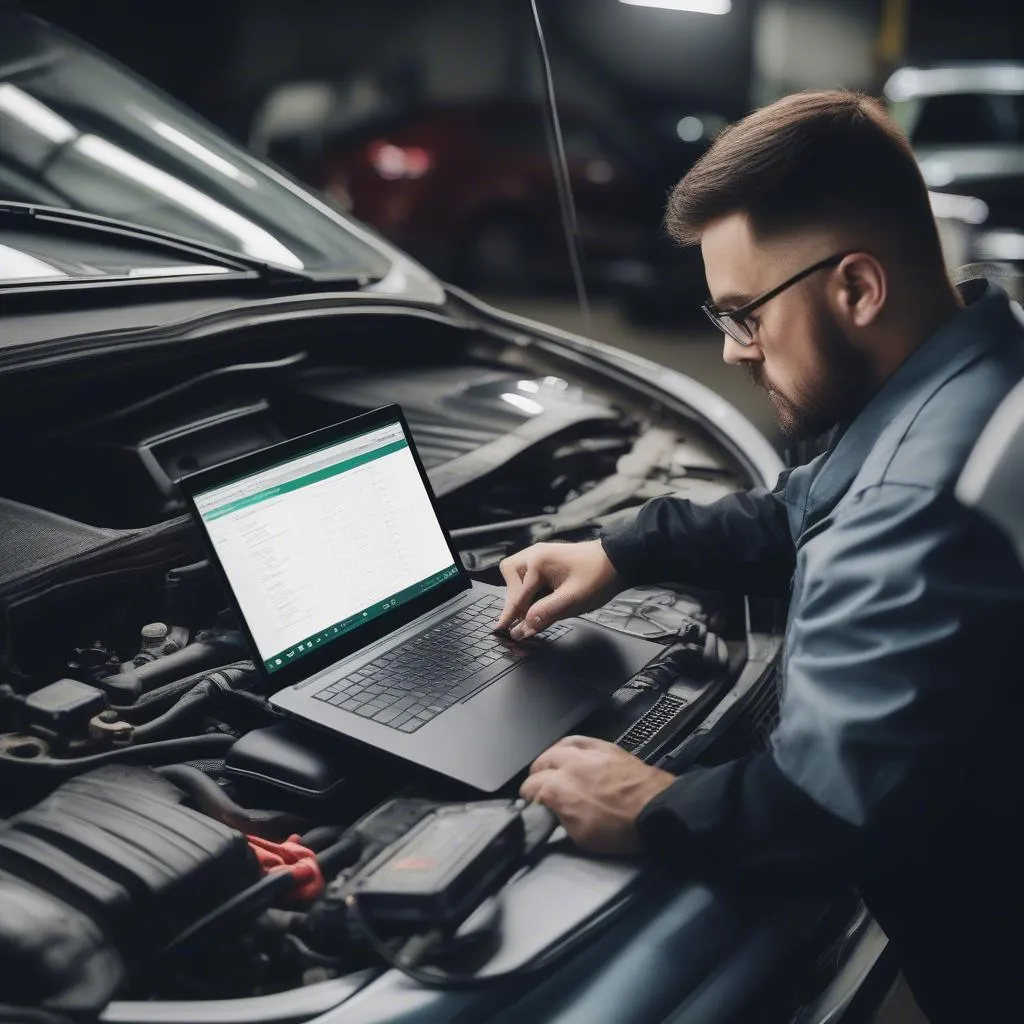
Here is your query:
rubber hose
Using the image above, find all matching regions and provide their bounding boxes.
[111,633,248,701]
[163,871,295,958]
[128,667,259,740]
[130,681,217,742]
[114,660,255,719]
[300,825,347,852]
[156,764,306,839]
[0,735,235,776]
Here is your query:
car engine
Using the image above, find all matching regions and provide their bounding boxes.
[0,309,778,1015]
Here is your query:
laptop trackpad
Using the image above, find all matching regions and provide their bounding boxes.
[466,667,600,732]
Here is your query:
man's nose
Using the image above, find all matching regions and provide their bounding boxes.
[722,335,762,366]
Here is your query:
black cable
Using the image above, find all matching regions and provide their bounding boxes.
[344,881,637,989]
[300,824,347,851]
[163,870,296,958]
[340,801,569,989]
[129,668,265,741]
[0,734,235,776]
[162,833,363,958]
[317,834,367,877]
[114,660,255,718]
[530,0,592,330]
[155,764,306,839]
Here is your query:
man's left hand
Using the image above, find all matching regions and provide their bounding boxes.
[520,736,676,855]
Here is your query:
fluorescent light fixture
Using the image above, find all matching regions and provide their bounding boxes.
[928,191,989,226]
[0,84,77,144]
[919,158,955,188]
[149,118,257,186]
[619,0,731,13]
[975,230,1024,262]
[74,134,303,268]
[500,393,544,416]
[886,64,1024,101]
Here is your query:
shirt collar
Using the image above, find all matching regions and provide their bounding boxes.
[804,280,1020,517]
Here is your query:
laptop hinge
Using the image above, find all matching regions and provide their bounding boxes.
[294,588,478,690]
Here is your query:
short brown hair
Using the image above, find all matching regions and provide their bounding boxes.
[666,90,944,268]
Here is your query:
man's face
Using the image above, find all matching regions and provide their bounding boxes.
[700,214,874,440]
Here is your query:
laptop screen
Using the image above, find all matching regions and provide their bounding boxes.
[193,419,460,675]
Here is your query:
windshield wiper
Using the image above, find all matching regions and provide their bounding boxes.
[0,201,379,289]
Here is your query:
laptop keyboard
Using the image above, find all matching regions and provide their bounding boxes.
[312,594,571,733]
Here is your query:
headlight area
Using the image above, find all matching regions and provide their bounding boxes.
[0,303,783,1009]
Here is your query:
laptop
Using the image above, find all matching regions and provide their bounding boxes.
[180,404,663,791]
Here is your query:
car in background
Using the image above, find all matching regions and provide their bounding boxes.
[256,93,665,293]
[885,62,1024,268]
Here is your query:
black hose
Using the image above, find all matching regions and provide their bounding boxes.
[114,660,255,718]
[317,834,365,877]
[0,735,235,776]
[110,636,250,705]
[156,764,306,839]
[163,871,295,958]
[300,825,347,852]
[130,682,216,739]
[129,667,262,741]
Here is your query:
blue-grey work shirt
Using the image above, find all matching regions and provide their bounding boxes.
[602,282,1024,905]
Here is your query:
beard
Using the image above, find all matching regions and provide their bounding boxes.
[745,310,875,441]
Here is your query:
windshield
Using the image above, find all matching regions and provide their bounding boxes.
[0,11,390,276]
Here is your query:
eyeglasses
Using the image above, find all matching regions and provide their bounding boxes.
[702,251,855,347]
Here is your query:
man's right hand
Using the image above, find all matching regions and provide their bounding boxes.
[494,540,624,640]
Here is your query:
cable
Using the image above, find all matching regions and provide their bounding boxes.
[530,0,592,330]
[129,667,264,741]
[163,869,296,958]
[0,734,235,776]
[344,880,637,989]
[338,801,581,989]
[156,764,306,839]
[163,833,363,958]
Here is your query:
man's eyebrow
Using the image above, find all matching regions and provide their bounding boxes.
[709,291,753,311]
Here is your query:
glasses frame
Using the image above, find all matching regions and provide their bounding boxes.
[702,251,856,346]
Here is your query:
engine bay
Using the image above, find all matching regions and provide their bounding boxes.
[0,304,779,1014]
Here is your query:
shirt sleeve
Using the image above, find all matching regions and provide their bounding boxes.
[636,482,1024,892]
[600,471,796,598]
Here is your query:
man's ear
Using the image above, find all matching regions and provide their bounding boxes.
[834,252,886,327]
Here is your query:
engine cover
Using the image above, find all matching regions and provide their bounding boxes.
[0,766,254,1010]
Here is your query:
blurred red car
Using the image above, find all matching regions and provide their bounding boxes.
[289,100,659,291]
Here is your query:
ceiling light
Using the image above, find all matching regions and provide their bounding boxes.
[677,116,705,141]
[147,117,257,186]
[501,393,544,416]
[618,0,731,14]
[75,135,303,268]
[928,191,989,226]
[0,84,77,144]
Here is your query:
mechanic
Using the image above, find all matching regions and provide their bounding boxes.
[494,91,1024,1022]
